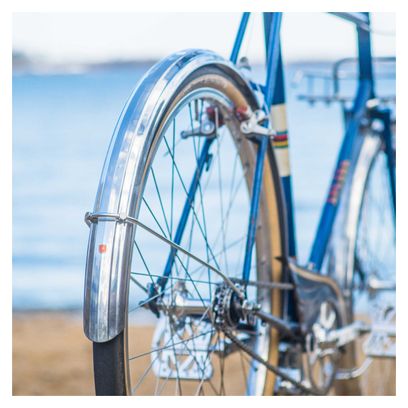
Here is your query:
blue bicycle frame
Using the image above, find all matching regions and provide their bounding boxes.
[157,12,395,307]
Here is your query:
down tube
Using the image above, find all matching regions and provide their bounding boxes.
[309,13,374,271]
[308,81,372,271]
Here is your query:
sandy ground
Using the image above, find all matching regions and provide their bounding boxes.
[12,312,395,396]
[13,312,94,396]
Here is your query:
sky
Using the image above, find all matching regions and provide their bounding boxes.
[13,12,395,64]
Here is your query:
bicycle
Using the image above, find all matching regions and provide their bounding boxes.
[83,12,395,395]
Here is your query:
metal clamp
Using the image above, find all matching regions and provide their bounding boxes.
[85,211,125,226]
[240,109,276,137]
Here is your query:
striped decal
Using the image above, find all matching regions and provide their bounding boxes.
[272,131,288,149]
[270,104,290,176]
[327,160,350,205]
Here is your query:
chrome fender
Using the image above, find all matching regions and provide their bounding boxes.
[83,49,256,342]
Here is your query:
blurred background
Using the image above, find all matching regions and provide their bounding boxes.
[12,12,395,395]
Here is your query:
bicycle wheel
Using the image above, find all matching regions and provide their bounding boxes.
[88,51,287,395]
[328,129,395,395]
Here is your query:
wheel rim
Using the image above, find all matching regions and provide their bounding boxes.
[354,143,395,304]
[124,88,273,395]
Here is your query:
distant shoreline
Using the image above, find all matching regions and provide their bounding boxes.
[13,52,337,76]
[12,59,157,75]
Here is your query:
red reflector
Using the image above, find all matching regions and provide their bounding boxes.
[99,244,107,253]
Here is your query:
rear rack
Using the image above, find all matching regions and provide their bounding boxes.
[292,57,395,107]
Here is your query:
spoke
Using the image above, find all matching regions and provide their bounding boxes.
[132,357,157,395]
[220,149,242,251]
[131,271,220,287]
[184,202,196,273]
[227,151,240,213]
[142,197,168,238]
[129,290,164,314]
[170,118,176,237]
[235,226,249,277]
[199,125,226,194]
[129,329,215,361]
[168,319,183,395]
[134,241,156,287]
[130,275,149,293]
[195,331,220,395]
[156,372,171,395]
[218,333,227,395]
[154,334,164,395]
[151,167,171,236]
[239,348,249,385]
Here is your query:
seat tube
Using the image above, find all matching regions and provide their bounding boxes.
[241,13,283,283]
[264,13,297,258]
